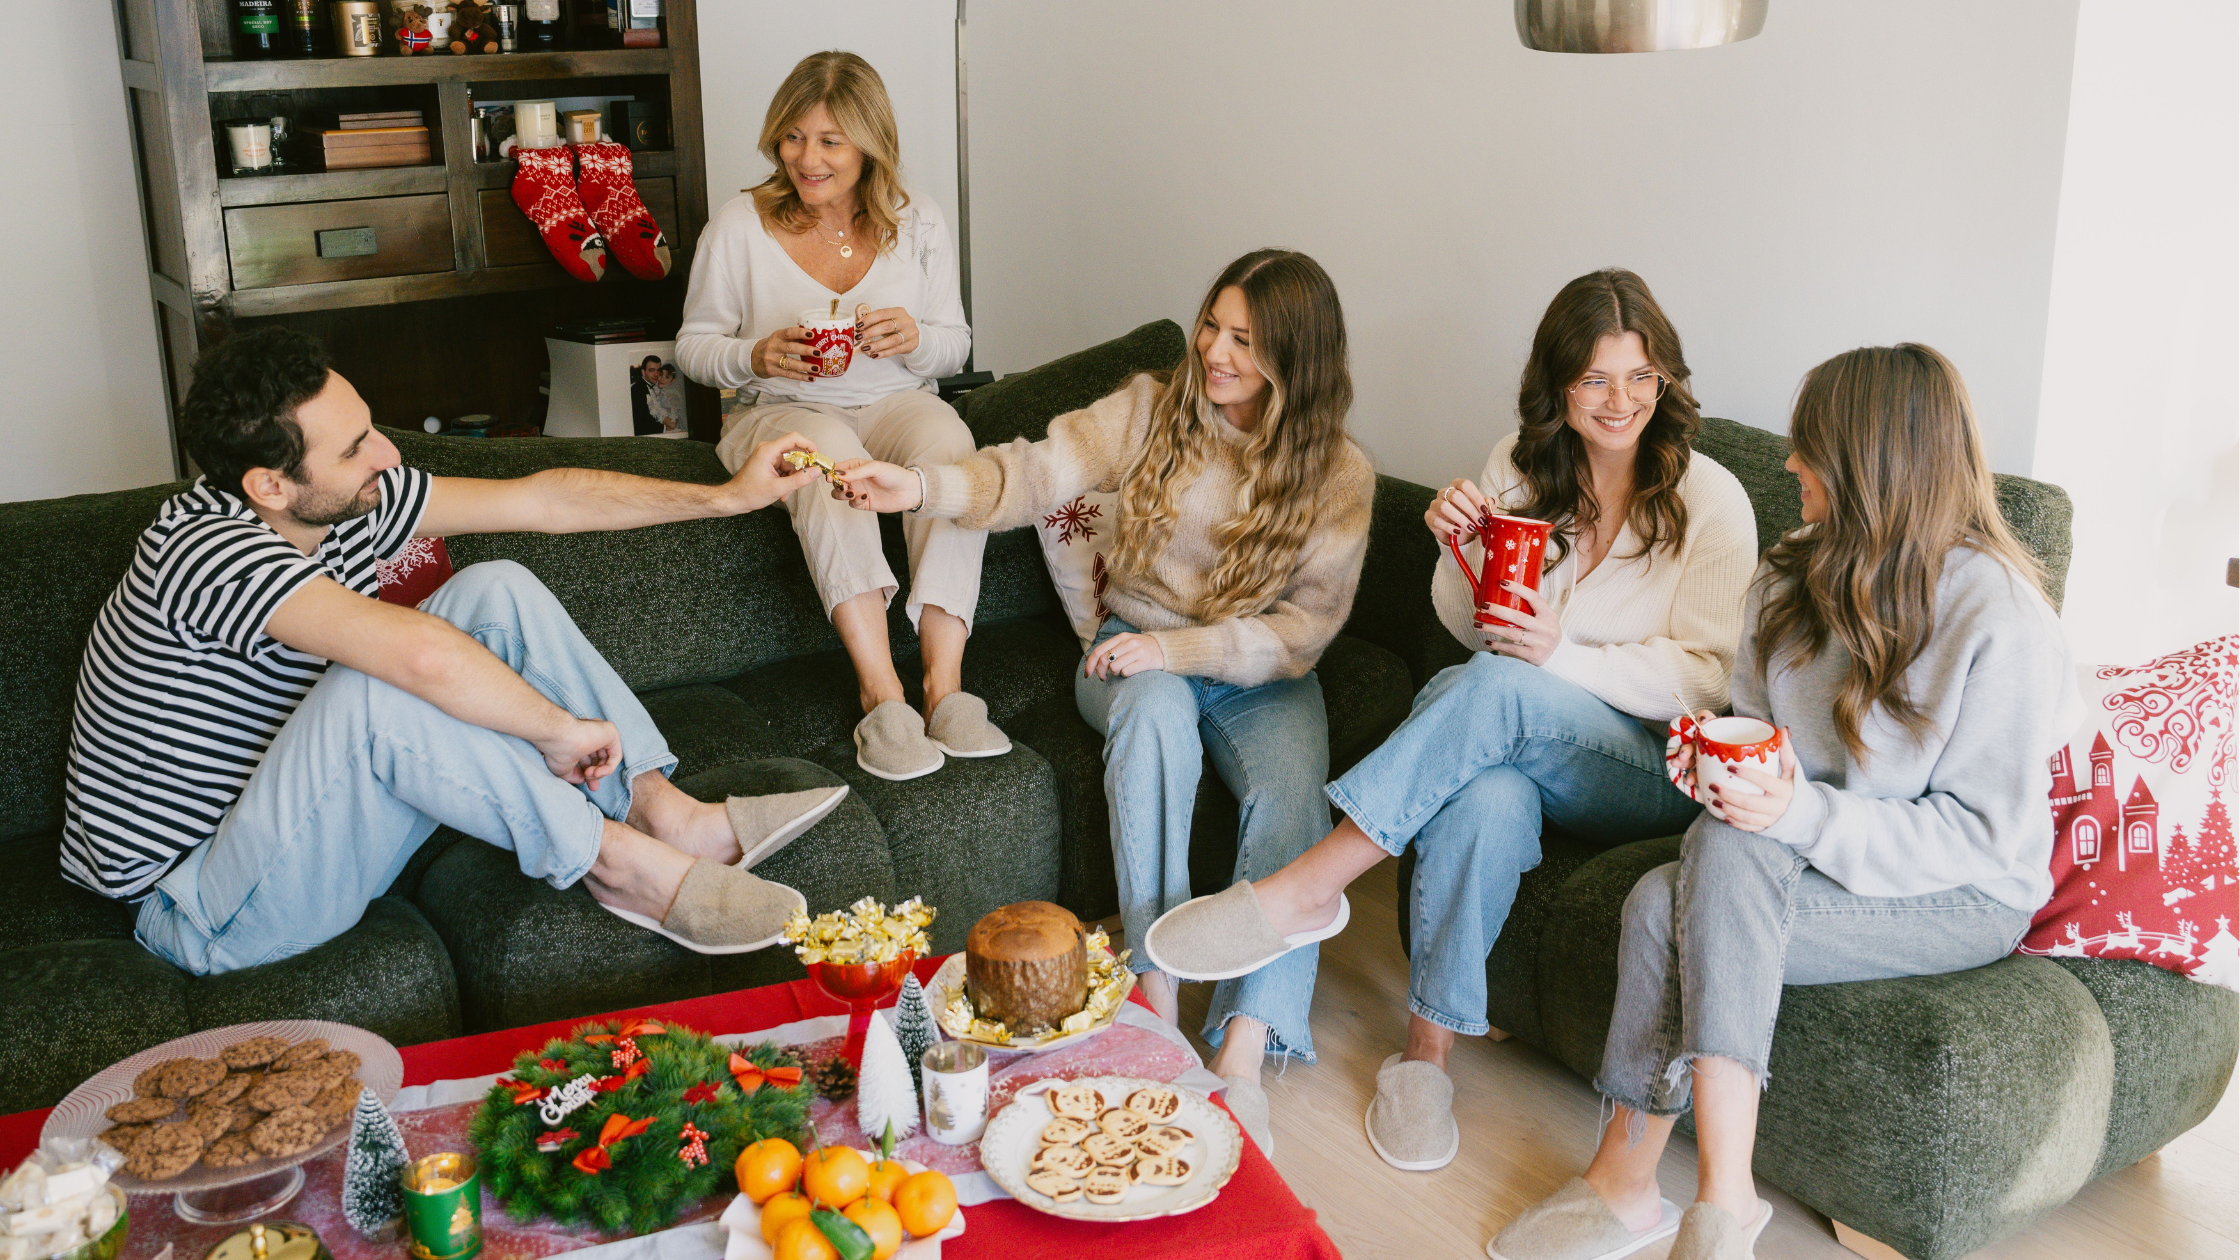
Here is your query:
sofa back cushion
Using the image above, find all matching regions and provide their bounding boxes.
[957,320,1186,446]
[0,483,185,841]
[1693,415,2074,609]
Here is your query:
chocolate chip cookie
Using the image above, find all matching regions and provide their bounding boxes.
[308,1081,359,1128]
[99,1123,152,1154]
[220,1037,290,1070]
[245,1070,323,1112]
[270,1040,329,1072]
[201,1132,262,1169]
[249,1105,325,1158]
[185,1096,239,1141]
[106,1096,178,1124]
[319,1050,362,1078]
[124,1122,206,1180]
[202,1072,256,1106]
[144,1057,227,1099]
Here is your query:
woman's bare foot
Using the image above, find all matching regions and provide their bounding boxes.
[1206,1015,1268,1080]
[1401,1014,1454,1070]
[583,819,694,919]
[1245,818,1387,936]
[1136,970,1181,1027]
[626,771,740,864]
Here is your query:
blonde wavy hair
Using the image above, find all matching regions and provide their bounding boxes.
[1754,344,2046,761]
[1108,250,1356,623]
[749,52,910,251]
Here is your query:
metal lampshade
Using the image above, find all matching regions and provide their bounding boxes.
[1515,0,1768,53]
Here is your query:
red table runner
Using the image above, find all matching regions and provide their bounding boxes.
[1,959,1340,1260]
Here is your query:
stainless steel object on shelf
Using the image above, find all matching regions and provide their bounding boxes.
[1515,0,1768,53]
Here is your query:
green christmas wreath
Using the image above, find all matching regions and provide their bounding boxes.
[468,1018,812,1235]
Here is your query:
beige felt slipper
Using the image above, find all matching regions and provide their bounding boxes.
[726,786,848,869]
[1220,1073,1273,1157]
[854,700,944,781]
[1142,881,1350,982]
[1665,1199,1772,1260]
[597,859,804,955]
[926,692,1012,758]
[1487,1177,1681,1260]
[1365,1053,1460,1171]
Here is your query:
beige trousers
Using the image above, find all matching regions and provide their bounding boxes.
[716,385,986,631]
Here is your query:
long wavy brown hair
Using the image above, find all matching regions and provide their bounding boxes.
[1754,343,2046,761]
[1108,250,1355,623]
[749,52,910,252]
[1508,269,1699,568]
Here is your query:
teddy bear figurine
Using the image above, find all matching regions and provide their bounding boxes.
[447,0,502,53]
[389,3,434,55]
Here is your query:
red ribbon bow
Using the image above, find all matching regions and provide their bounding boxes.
[682,1082,719,1105]
[538,1058,567,1072]
[727,1054,804,1095]
[618,1020,667,1037]
[496,1077,543,1106]
[571,1112,656,1174]
[535,1128,577,1153]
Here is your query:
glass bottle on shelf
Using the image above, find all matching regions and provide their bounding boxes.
[524,0,563,48]
[284,0,323,56]
[231,0,284,58]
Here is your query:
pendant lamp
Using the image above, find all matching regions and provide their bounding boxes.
[1516,0,1768,53]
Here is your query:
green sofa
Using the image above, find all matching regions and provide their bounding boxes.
[1394,417,2238,1260]
[0,319,1430,1115]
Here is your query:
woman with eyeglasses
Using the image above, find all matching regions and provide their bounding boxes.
[1140,269,1757,1170]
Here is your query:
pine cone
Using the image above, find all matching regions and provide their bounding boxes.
[809,1056,857,1102]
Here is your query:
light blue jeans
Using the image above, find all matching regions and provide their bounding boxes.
[1075,618,1331,1064]
[135,560,679,976]
[1325,651,1703,1036]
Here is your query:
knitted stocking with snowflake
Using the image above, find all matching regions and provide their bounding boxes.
[572,141,671,280]
[511,145,606,282]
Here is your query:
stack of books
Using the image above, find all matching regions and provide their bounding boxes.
[318,111,432,171]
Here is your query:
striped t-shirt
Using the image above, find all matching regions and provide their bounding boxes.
[60,468,433,900]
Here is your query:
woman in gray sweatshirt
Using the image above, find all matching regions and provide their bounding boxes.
[1490,344,2076,1260]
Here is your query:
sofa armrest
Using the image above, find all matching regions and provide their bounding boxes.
[1345,475,1468,690]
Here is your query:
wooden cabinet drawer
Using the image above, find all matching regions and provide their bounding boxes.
[481,179,676,270]
[225,195,454,290]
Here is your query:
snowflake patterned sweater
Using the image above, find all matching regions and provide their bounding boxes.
[1745,546,2082,913]
[916,374,1375,688]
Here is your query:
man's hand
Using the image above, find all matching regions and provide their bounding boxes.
[723,432,826,513]
[834,459,923,512]
[535,716,623,790]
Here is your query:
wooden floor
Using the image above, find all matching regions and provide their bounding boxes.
[1144,857,2238,1260]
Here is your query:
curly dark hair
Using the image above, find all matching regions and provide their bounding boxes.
[180,327,332,500]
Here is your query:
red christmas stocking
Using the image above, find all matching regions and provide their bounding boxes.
[572,141,671,281]
[511,145,606,283]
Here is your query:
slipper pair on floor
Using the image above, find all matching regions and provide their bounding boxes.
[1490,1179,1771,1260]
[853,693,1012,781]
[598,786,849,954]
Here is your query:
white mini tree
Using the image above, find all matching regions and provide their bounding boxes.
[856,1009,919,1142]
[342,1088,409,1240]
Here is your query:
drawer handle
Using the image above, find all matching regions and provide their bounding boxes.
[316,226,379,258]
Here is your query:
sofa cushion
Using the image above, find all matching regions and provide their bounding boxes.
[0,833,138,949]
[410,757,891,1031]
[2051,955,2240,1177]
[0,938,190,1113]
[186,897,460,1050]
[640,682,787,777]
[956,321,1187,447]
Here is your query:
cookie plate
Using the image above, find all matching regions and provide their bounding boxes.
[926,952,1136,1055]
[42,1020,403,1193]
[978,1076,1241,1223]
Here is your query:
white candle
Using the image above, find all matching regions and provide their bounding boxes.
[226,121,273,173]
[516,100,559,149]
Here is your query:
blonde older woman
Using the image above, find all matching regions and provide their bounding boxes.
[677,50,1004,781]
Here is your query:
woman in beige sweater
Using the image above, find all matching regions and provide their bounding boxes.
[839,250,1374,1148]
[1144,270,1758,1169]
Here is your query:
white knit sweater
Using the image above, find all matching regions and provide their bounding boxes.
[674,191,969,408]
[1430,433,1759,723]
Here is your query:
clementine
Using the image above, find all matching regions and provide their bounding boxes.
[759,1191,814,1247]
[892,1169,957,1238]
[771,1218,838,1260]
[864,1158,909,1204]
[736,1138,803,1205]
[800,1146,870,1209]
[842,1197,905,1260]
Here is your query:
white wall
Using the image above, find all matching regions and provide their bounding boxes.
[696,4,959,267]
[2032,0,2240,664]
[961,0,2079,487]
[0,3,171,501]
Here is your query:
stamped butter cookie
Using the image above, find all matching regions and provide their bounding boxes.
[1046,1084,1105,1121]
[1131,1153,1191,1186]
[1080,1132,1136,1168]
[1024,1169,1082,1203]
[1032,1144,1093,1178]
[1133,1127,1188,1159]
[1038,1117,1093,1147]
[1096,1108,1151,1140]
[1124,1086,1181,1122]
[271,1039,329,1072]
[1082,1165,1131,1205]
[124,1122,206,1180]
[106,1096,178,1124]
[220,1037,290,1070]
[201,1131,262,1169]
[250,1105,325,1158]
[245,1071,323,1112]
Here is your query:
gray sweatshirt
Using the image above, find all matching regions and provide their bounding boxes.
[1747,547,2079,913]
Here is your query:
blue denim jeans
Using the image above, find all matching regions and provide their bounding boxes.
[1075,618,1330,1064]
[135,561,679,976]
[1594,814,2033,1115]
[1325,651,1703,1036]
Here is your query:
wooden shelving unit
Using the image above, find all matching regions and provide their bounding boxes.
[117,0,714,462]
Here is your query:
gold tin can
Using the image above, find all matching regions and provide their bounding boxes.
[401,1152,482,1260]
[332,1,383,56]
[204,1222,332,1260]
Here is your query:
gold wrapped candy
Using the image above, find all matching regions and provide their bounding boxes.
[783,896,935,966]
[782,450,841,483]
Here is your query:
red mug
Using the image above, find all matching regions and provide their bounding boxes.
[1447,512,1552,644]
[797,307,856,378]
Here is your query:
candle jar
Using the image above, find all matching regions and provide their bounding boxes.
[401,1152,481,1260]
[225,120,275,174]
[514,99,560,149]
[920,1041,988,1145]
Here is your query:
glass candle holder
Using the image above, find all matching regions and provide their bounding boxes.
[225,120,274,175]
[920,1041,988,1145]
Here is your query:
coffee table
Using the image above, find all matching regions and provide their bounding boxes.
[0,958,1340,1260]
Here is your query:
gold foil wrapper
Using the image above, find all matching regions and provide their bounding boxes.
[781,450,840,482]
[784,896,934,966]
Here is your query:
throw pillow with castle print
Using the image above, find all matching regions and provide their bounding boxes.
[2019,634,2238,990]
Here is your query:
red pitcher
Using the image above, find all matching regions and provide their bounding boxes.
[1447,511,1553,645]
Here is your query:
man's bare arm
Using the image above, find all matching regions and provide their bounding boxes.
[414,432,824,538]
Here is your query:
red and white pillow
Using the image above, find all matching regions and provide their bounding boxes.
[2019,634,2239,990]
[376,536,455,609]
[1033,493,1119,650]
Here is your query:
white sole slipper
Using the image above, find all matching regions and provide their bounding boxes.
[852,727,942,781]
[1142,892,1352,982]
[1485,1197,1682,1260]
[735,786,848,869]
[1363,1104,1459,1172]
[930,734,1012,758]
[597,886,806,956]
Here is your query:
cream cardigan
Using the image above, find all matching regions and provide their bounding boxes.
[1431,433,1758,723]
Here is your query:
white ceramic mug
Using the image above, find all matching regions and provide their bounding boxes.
[1666,714,1784,801]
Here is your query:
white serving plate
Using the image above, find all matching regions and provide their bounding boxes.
[42,1020,403,1194]
[927,951,1136,1055]
[718,1152,965,1260]
[978,1076,1241,1223]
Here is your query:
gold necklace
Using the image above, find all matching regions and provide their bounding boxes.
[812,216,854,259]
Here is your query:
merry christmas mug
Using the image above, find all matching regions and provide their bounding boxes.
[1666,714,1785,802]
[1447,511,1553,650]
[797,307,857,378]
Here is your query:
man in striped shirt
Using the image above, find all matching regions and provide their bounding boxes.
[64,328,850,975]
